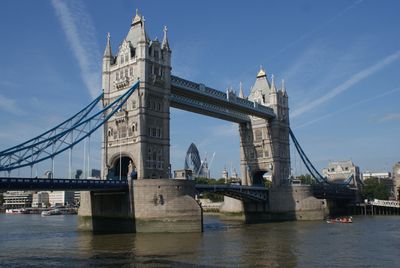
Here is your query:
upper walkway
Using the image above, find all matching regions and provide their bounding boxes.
[170,75,275,123]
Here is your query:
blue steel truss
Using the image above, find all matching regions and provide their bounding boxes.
[0,81,140,172]
[289,128,328,184]
[195,184,268,202]
[0,93,103,155]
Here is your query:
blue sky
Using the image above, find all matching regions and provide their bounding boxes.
[0,0,399,178]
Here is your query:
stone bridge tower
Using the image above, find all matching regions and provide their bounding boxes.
[101,10,172,180]
[239,68,290,187]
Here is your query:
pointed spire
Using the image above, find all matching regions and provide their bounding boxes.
[132,8,142,26]
[257,65,266,78]
[270,74,276,93]
[139,15,147,42]
[103,32,112,58]
[162,26,171,51]
[281,79,287,97]
[239,81,245,98]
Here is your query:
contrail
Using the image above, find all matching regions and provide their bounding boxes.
[293,86,400,129]
[270,0,364,61]
[51,0,101,99]
[291,50,400,118]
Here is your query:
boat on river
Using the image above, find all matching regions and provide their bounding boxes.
[5,208,29,214]
[326,217,353,224]
[41,209,63,216]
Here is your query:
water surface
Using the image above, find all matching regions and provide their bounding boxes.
[0,214,399,267]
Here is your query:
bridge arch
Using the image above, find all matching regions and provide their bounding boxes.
[108,153,137,180]
[252,170,271,186]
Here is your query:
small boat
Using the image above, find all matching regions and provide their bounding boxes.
[41,209,63,216]
[5,208,29,214]
[326,216,353,224]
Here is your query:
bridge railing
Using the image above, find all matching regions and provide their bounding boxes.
[0,177,129,191]
[171,75,275,118]
[369,199,400,208]
[170,94,250,122]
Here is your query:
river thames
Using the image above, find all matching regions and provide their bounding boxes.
[0,214,399,267]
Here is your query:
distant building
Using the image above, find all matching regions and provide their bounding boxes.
[222,168,228,182]
[362,172,391,180]
[32,192,49,208]
[393,162,400,200]
[322,160,361,187]
[90,169,101,178]
[3,191,33,209]
[48,191,75,206]
[174,169,193,180]
[222,167,241,184]
[184,143,212,178]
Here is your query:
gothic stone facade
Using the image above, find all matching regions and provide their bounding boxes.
[240,70,290,187]
[101,11,171,180]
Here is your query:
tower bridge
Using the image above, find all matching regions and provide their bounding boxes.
[0,10,358,233]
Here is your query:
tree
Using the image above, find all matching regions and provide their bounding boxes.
[297,174,314,185]
[0,193,3,206]
[362,178,390,200]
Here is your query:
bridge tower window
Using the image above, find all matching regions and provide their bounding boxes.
[125,68,128,77]
[125,54,129,63]
[129,67,133,76]
[121,56,124,64]
[116,72,119,80]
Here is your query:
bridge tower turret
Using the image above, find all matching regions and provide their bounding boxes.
[101,10,172,180]
[239,67,290,187]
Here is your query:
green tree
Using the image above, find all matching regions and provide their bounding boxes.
[0,193,3,206]
[362,178,390,200]
[263,179,272,188]
[296,174,314,185]
[194,177,225,202]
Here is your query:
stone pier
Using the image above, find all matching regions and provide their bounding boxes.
[220,185,328,222]
[78,179,202,233]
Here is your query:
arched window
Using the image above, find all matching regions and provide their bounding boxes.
[121,56,124,64]
[120,70,123,79]
[125,68,128,77]
[125,54,129,62]
[129,67,133,76]
[116,72,119,80]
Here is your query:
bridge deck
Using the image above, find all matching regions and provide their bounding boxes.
[195,184,268,202]
[0,177,128,191]
[171,75,275,122]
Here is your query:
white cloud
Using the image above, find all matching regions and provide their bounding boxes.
[212,123,238,137]
[0,94,24,115]
[51,0,101,99]
[294,87,400,129]
[378,114,400,123]
[270,0,364,60]
[291,50,400,118]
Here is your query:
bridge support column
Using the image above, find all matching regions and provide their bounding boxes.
[219,185,328,222]
[132,179,202,233]
[268,186,328,220]
[78,179,202,233]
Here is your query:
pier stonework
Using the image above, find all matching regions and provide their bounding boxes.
[78,179,202,233]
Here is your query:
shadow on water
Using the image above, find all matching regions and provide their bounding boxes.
[2,214,400,267]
